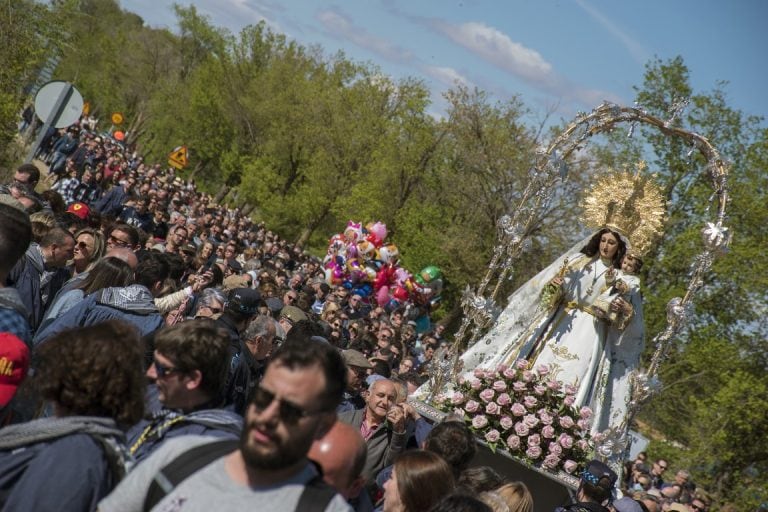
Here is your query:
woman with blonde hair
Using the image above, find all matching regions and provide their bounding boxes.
[480,482,534,512]
[71,227,106,276]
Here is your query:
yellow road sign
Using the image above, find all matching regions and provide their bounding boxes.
[82,101,90,116]
[168,146,189,169]
[111,112,124,125]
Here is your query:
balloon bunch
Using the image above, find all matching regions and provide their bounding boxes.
[323,220,444,316]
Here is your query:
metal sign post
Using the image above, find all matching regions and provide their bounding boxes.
[25,81,83,164]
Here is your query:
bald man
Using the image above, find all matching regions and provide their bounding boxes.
[309,421,368,509]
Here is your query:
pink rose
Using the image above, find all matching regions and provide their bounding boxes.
[577,418,591,431]
[503,367,517,380]
[563,395,576,407]
[536,364,550,376]
[559,415,575,429]
[534,384,547,396]
[592,432,606,443]
[576,439,590,452]
[563,460,578,474]
[522,370,535,382]
[558,433,574,449]
[541,425,556,439]
[512,381,527,392]
[458,376,466,385]
[515,359,529,370]
[473,368,485,378]
[464,400,480,413]
[514,422,530,436]
[496,364,509,374]
[470,378,483,390]
[523,395,538,408]
[525,445,542,459]
[546,379,562,391]
[542,453,560,470]
[492,380,507,392]
[479,388,495,403]
[484,429,501,443]
[472,415,489,429]
[528,433,541,446]
[451,391,465,405]
[564,383,578,395]
[538,409,554,425]
[510,403,526,417]
[500,416,515,431]
[485,402,500,415]
[506,435,521,450]
[496,393,511,406]
[548,441,563,456]
[579,406,593,420]
[523,414,539,429]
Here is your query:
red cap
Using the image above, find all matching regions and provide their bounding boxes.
[66,202,90,220]
[0,333,30,407]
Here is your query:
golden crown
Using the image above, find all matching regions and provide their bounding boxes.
[580,162,666,256]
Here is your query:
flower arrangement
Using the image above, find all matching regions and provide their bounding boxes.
[433,359,594,475]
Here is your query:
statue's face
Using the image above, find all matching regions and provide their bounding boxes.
[599,232,619,259]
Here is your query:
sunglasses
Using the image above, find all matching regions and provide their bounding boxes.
[153,358,183,378]
[691,505,705,512]
[108,235,131,248]
[250,386,323,424]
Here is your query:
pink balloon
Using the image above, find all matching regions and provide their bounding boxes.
[370,222,387,242]
[376,286,390,306]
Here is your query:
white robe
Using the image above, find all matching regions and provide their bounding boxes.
[454,233,644,434]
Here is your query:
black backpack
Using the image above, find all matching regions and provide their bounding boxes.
[143,439,338,511]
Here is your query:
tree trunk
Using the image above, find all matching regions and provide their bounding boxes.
[213,184,230,204]
[294,205,331,249]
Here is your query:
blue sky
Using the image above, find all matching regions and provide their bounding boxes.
[127,0,767,124]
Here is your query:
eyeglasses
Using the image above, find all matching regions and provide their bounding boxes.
[76,241,91,250]
[153,358,183,378]
[691,505,705,512]
[286,295,297,302]
[250,386,323,424]
[108,235,131,248]
[658,464,668,470]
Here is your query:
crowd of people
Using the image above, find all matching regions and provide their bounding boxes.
[0,120,714,511]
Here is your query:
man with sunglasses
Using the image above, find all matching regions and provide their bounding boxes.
[651,458,668,489]
[126,321,243,463]
[100,336,351,511]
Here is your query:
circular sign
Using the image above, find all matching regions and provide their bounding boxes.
[33,81,84,129]
[111,112,124,125]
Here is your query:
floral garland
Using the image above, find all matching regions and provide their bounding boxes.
[433,359,594,475]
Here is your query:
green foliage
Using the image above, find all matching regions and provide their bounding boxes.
[0,0,70,170]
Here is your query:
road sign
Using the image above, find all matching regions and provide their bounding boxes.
[168,146,189,169]
[33,81,83,128]
[111,112,124,125]
[82,101,90,116]
[26,81,83,163]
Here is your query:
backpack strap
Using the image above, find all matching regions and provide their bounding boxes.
[143,439,238,512]
[295,473,339,512]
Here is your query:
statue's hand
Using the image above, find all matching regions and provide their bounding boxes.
[550,276,564,287]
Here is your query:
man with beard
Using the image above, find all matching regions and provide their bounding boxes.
[99,338,352,512]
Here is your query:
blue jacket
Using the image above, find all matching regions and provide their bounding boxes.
[6,244,70,332]
[92,184,128,217]
[34,284,164,346]
[127,407,243,463]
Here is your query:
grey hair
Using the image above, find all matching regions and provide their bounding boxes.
[197,287,226,310]
[243,314,276,341]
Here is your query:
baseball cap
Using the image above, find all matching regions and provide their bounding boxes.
[66,202,90,220]
[265,297,283,315]
[668,504,689,512]
[280,305,308,324]
[0,333,30,407]
[226,288,262,316]
[342,349,373,370]
[582,460,618,491]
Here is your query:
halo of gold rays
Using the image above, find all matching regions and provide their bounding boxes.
[580,162,666,256]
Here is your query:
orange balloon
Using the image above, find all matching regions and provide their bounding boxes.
[113,131,125,141]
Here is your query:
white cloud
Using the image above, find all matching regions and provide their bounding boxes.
[574,0,649,64]
[423,65,474,89]
[316,9,414,64]
[431,21,554,84]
